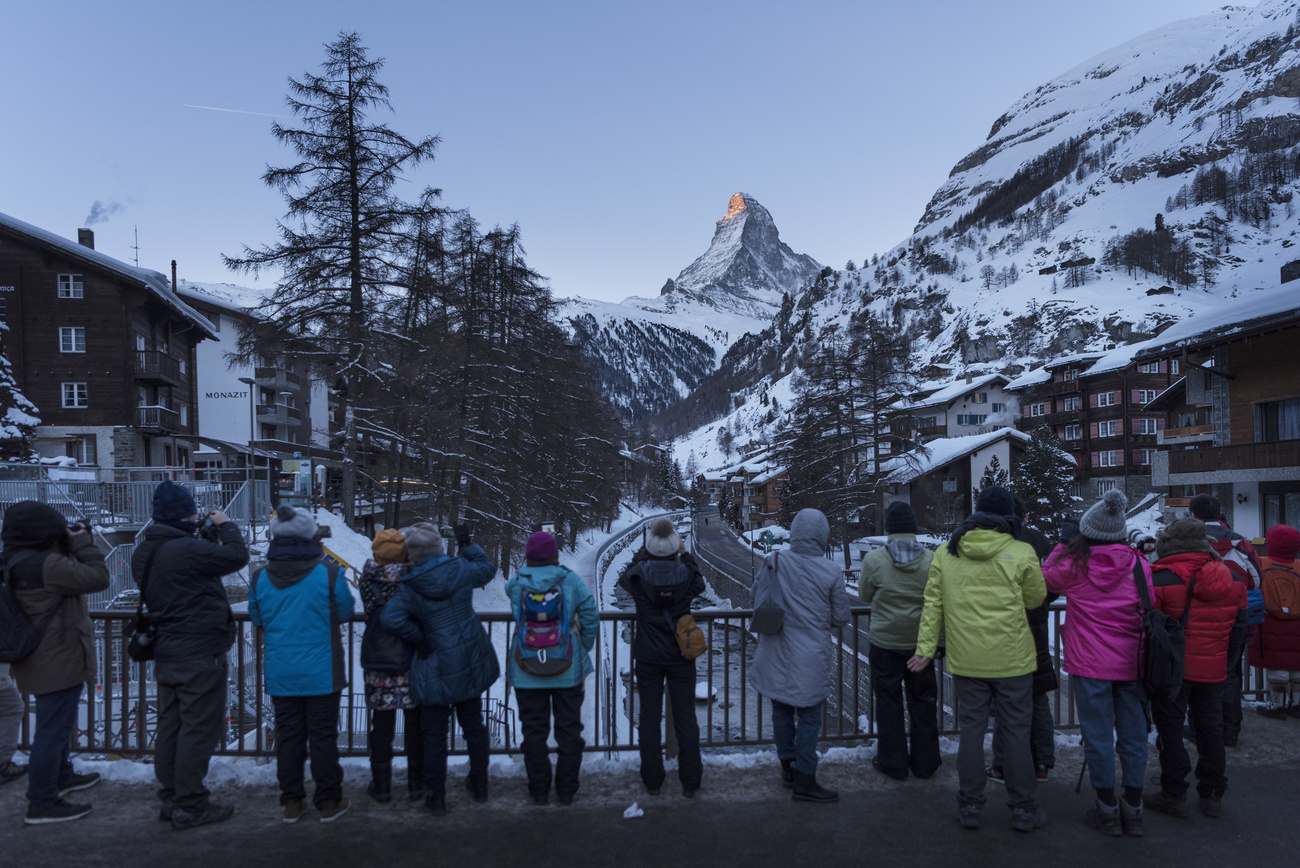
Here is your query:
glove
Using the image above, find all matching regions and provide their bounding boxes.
[454,523,472,549]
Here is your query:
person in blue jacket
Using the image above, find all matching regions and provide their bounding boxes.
[505,531,598,806]
[381,522,498,816]
[248,506,355,825]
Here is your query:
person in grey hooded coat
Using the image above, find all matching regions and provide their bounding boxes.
[749,508,852,802]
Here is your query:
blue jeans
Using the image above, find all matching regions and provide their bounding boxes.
[27,683,83,812]
[771,700,822,775]
[1072,675,1147,792]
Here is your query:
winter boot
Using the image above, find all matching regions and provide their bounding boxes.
[1145,789,1189,818]
[425,790,447,817]
[1084,798,1121,837]
[791,770,838,803]
[367,761,393,804]
[465,773,489,804]
[779,758,795,789]
[1119,796,1144,837]
[1257,687,1290,719]
[408,769,425,802]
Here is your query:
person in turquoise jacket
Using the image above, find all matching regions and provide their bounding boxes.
[248,506,356,825]
[381,522,497,816]
[505,531,598,806]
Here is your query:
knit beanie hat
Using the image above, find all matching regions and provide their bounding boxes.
[1266,524,1300,562]
[1,501,69,550]
[884,501,919,535]
[152,481,198,522]
[371,528,408,565]
[268,504,318,540]
[525,531,559,564]
[645,517,681,558]
[1079,489,1128,541]
[404,522,445,562]
[974,485,1016,518]
[1155,517,1213,560]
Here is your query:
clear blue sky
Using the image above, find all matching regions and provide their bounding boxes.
[0,0,1227,304]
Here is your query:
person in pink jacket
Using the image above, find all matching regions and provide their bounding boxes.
[1042,490,1153,839]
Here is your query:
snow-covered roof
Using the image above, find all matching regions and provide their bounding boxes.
[901,373,1010,410]
[884,429,1030,484]
[1078,336,1163,379]
[0,210,218,340]
[1144,377,1188,412]
[1004,367,1051,392]
[750,466,786,485]
[176,281,265,317]
[1133,286,1300,359]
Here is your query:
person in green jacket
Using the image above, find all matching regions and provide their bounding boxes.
[908,486,1047,834]
[505,532,598,806]
[859,502,940,781]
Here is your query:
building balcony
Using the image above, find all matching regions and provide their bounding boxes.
[1157,424,1215,446]
[1041,380,1083,397]
[137,405,181,433]
[256,403,303,424]
[133,351,184,387]
[252,367,305,391]
[1169,441,1300,475]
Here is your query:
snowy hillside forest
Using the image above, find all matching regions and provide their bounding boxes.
[664,0,1300,486]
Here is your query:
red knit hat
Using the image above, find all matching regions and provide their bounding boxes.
[1266,524,1300,562]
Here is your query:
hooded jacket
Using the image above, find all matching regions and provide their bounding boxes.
[1150,549,1237,683]
[132,521,249,661]
[916,521,1046,678]
[248,540,356,696]
[6,532,109,696]
[1042,542,1153,682]
[749,509,852,707]
[618,551,705,665]
[1249,555,1300,671]
[858,534,933,652]
[380,543,499,706]
[505,563,598,690]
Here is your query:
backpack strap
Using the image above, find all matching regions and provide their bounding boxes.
[325,562,341,627]
[136,538,181,620]
[1132,558,1155,611]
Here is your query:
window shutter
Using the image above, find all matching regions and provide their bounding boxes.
[1131,389,1140,405]
[1158,360,1167,373]
[1131,418,1140,435]
[1054,371,1063,383]
[1090,452,1100,469]
[1132,449,1142,465]
[1090,392,1098,409]
[1073,453,1082,467]
[1115,450,1125,467]
[1157,418,1166,431]
[1090,422,1099,439]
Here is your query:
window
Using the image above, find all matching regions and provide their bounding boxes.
[1170,359,1180,375]
[1137,389,1158,404]
[1064,368,1079,381]
[204,311,221,332]
[1136,449,1152,466]
[57,274,84,298]
[878,441,892,455]
[1098,480,1120,496]
[1097,391,1116,407]
[1029,403,1047,418]
[1138,361,1160,374]
[59,327,86,353]
[260,423,277,440]
[1062,396,1081,412]
[180,405,189,427]
[1063,424,1081,441]
[0,298,6,321]
[1098,420,1117,437]
[1137,418,1160,435]
[970,392,988,404]
[991,402,1006,413]
[61,382,88,408]
[917,416,937,429]
[941,477,958,493]
[1256,398,1300,442]
[957,414,988,426]
[1099,451,1117,467]
[66,435,97,465]
[1068,482,1081,500]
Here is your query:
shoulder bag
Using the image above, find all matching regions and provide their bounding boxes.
[750,551,787,635]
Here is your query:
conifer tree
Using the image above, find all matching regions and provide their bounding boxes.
[0,329,39,461]
[1014,424,1079,533]
[972,454,1011,503]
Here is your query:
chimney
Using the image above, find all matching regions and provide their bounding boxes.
[78,228,94,250]
[171,260,178,293]
[965,373,973,384]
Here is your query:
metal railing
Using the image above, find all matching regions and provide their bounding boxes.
[132,350,183,385]
[136,405,181,433]
[13,606,1276,759]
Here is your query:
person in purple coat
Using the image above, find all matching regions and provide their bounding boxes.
[1042,490,1152,838]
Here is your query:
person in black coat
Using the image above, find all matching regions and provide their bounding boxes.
[618,519,705,797]
[131,482,249,830]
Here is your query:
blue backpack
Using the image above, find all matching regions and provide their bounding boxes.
[514,573,575,676]
[1246,588,1266,626]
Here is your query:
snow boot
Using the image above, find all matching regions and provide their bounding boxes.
[367,761,393,804]
[1257,688,1290,719]
[425,790,447,817]
[1084,798,1121,837]
[1119,796,1144,837]
[408,767,425,802]
[792,770,838,803]
[465,773,489,804]
[779,758,795,789]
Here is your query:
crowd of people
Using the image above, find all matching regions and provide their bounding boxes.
[1,482,1297,837]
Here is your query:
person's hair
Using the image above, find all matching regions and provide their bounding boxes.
[1063,533,1092,572]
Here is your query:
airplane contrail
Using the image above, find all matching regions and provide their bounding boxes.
[183,104,286,118]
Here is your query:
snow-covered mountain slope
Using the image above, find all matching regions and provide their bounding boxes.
[558,193,822,422]
[673,0,1300,471]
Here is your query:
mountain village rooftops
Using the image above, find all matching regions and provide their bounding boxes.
[883,428,1029,484]
[0,210,218,341]
[896,372,1010,411]
[1132,285,1300,358]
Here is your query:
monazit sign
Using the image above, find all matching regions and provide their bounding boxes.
[206,391,250,399]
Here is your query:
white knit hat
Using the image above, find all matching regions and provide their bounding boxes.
[645,518,681,557]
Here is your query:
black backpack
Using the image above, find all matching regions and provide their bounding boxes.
[639,558,692,609]
[0,550,60,664]
[1133,560,1194,702]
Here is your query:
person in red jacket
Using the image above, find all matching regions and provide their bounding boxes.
[1145,518,1238,821]
[1248,524,1300,718]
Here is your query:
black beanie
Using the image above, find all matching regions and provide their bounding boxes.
[153,481,197,522]
[884,501,919,535]
[975,485,1016,518]
[2,501,69,550]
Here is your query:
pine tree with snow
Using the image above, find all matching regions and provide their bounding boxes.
[972,454,1011,504]
[1014,424,1079,534]
[0,330,39,461]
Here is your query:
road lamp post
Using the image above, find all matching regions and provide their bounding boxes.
[238,376,258,542]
